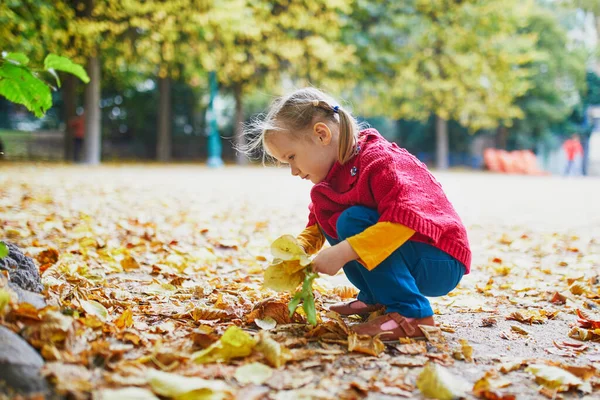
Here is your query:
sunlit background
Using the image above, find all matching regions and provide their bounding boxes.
[1,0,600,176]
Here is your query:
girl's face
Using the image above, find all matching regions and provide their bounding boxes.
[266,123,338,184]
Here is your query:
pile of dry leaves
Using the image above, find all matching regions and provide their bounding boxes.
[0,167,599,399]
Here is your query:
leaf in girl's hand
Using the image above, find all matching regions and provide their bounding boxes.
[270,235,311,266]
[302,290,317,326]
[264,262,304,292]
[288,292,303,317]
[287,270,319,326]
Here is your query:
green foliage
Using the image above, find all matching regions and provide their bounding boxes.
[509,6,587,140]
[348,0,541,132]
[44,54,90,88]
[0,242,8,260]
[288,269,319,326]
[0,52,89,118]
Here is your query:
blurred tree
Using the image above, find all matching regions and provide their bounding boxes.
[502,8,587,149]
[206,0,355,164]
[347,0,539,169]
[82,0,213,162]
[0,0,80,159]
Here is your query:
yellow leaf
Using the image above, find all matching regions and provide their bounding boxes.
[416,362,470,400]
[114,308,134,329]
[0,288,13,317]
[147,369,230,400]
[234,362,273,385]
[94,387,159,400]
[121,255,140,271]
[347,332,385,357]
[256,331,292,368]
[40,310,73,343]
[473,371,514,399]
[263,262,304,293]
[525,364,583,391]
[510,325,529,335]
[192,326,256,364]
[80,300,108,323]
[270,235,310,266]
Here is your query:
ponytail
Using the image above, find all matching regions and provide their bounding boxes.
[337,108,357,164]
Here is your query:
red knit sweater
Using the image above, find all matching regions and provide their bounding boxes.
[307,128,472,273]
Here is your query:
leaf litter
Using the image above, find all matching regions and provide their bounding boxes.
[0,166,599,399]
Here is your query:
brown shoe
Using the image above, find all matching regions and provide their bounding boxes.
[329,300,384,316]
[351,312,435,341]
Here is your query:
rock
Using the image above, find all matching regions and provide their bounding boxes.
[8,284,47,309]
[0,326,49,396]
[0,241,43,293]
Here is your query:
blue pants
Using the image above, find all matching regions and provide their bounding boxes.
[325,206,465,318]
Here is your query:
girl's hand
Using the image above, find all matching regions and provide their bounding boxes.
[311,240,358,276]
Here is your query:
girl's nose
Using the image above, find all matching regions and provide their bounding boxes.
[291,166,300,176]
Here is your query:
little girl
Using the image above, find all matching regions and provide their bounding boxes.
[245,88,471,340]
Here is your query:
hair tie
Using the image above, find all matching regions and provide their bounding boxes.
[312,100,319,107]
[332,105,339,113]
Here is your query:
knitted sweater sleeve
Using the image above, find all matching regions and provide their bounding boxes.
[368,152,444,244]
[296,224,325,256]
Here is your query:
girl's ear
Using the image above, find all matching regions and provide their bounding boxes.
[313,122,332,145]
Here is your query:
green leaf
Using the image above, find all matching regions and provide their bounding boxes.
[288,292,302,318]
[302,272,318,326]
[3,52,29,66]
[44,54,90,84]
[0,242,8,259]
[0,64,51,118]
[303,290,317,326]
[46,68,61,89]
[287,269,319,325]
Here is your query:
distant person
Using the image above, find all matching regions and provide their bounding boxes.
[68,112,85,162]
[563,133,583,176]
[242,88,470,340]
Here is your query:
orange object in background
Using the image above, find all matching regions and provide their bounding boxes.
[483,149,501,172]
[483,148,548,175]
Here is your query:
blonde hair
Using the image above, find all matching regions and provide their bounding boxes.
[241,88,362,165]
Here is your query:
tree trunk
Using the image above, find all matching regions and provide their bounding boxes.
[496,125,508,150]
[234,85,247,165]
[156,76,172,162]
[62,74,77,161]
[435,115,449,170]
[83,55,101,165]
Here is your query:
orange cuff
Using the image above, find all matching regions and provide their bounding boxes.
[296,224,325,256]
[346,222,415,270]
